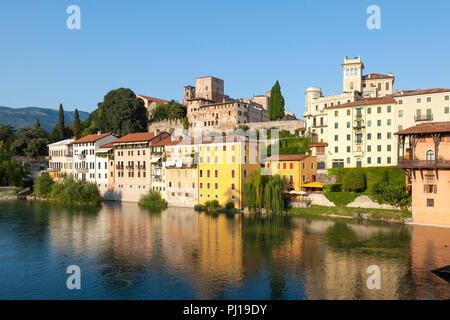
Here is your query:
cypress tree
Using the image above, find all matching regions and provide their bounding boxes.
[57,104,65,139]
[72,109,81,139]
[268,81,285,120]
[35,117,40,128]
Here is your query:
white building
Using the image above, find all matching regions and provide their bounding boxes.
[72,132,117,183]
[47,139,74,180]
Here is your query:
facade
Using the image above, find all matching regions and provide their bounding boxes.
[393,88,450,132]
[110,131,170,202]
[184,76,269,133]
[95,144,114,194]
[197,136,260,209]
[164,138,198,207]
[136,94,169,120]
[326,97,397,168]
[396,122,450,227]
[304,56,395,144]
[72,132,117,183]
[264,154,317,191]
[47,139,74,180]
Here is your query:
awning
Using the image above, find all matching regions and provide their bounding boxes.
[301,182,324,189]
[150,156,161,163]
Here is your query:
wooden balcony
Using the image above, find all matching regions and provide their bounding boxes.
[398,160,450,169]
[414,114,433,121]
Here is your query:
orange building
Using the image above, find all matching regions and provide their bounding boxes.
[396,121,450,227]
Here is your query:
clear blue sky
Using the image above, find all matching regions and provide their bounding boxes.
[1,0,449,116]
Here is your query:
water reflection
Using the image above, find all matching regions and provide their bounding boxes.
[0,200,448,299]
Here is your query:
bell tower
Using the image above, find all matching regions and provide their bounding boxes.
[342,56,364,93]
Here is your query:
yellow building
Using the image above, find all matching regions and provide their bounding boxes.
[264,154,317,191]
[197,136,260,209]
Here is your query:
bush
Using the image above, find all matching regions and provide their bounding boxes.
[33,174,54,199]
[204,200,220,210]
[138,190,167,210]
[323,183,342,193]
[49,177,101,205]
[225,201,235,210]
[342,170,366,192]
[371,171,410,207]
[325,192,358,207]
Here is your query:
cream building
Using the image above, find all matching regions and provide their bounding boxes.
[136,94,168,120]
[47,139,74,180]
[326,97,397,168]
[304,56,395,143]
[394,88,450,132]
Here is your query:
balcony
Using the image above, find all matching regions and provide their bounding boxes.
[116,165,124,170]
[355,114,363,120]
[125,165,134,170]
[415,114,433,121]
[137,165,146,170]
[47,168,60,172]
[398,160,450,169]
[78,153,86,160]
[76,167,88,173]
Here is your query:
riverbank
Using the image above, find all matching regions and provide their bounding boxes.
[288,205,412,224]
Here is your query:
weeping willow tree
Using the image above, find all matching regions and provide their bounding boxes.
[264,175,287,216]
[245,170,270,213]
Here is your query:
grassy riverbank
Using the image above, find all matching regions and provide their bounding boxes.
[194,200,240,215]
[288,205,411,223]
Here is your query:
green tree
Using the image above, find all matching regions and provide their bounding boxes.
[269,80,285,120]
[0,159,26,186]
[151,100,187,122]
[35,117,40,128]
[182,117,190,130]
[72,109,81,139]
[33,174,54,199]
[264,175,287,216]
[97,88,148,136]
[342,170,366,192]
[10,127,50,158]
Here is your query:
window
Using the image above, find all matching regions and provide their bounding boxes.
[377,106,381,114]
[387,145,392,152]
[367,157,371,164]
[367,120,371,127]
[377,157,381,164]
[398,100,403,105]
[214,170,218,178]
[427,199,434,207]
[347,122,350,128]
[199,182,203,189]
[334,146,339,153]
[398,110,403,118]
[387,157,391,164]
[231,169,235,178]
[283,163,286,169]
[417,98,421,103]
[334,135,338,141]
[347,146,350,153]
[377,133,382,139]
[214,183,218,190]
[199,170,203,178]
[367,107,371,114]
[231,183,235,190]
[289,163,293,169]
[377,145,381,152]
[367,145,371,152]
[335,122,338,129]
[207,183,210,189]
[387,132,392,139]
[386,82,389,91]
[377,120,381,126]
[347,110,350,116]
[387,106,391,113]
[445,96,449,101]
[426,150,435,161]
[427,97,431,102]
[347,134,351,141]
[445,107,449,114]
[335,111,338,117]
[387,119,392,126]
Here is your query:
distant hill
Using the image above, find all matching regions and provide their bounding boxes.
[0,106,90,132]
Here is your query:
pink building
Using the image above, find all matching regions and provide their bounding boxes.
[396,121,450,227]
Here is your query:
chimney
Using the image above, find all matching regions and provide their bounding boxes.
[154,129,160,136]
[97,131,102,136]
[388,72,393,76]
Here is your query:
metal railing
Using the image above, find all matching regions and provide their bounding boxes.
[414,114,433,121]
[398,160,450,169]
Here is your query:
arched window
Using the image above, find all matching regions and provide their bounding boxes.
[350,82,354,90]
[426,150,435,161]
[354,67,358,74]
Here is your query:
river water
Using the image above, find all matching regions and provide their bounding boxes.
[0,200,448,299]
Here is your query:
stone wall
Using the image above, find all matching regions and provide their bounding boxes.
[148,119,185,135]
[245,119,306,134]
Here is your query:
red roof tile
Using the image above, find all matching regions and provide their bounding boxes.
[152,136,184,147]
[137,95,168,104]
[363,73,394,80]
[393,88,450,97]
[395,122,450,135]
[309,142,328,147]
[111,132,169,144]
[73,133,114,144]
[264,154,309,162]
[326,97,396,109]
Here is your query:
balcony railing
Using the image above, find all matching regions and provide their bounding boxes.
[415,114,433,121]
[47,168,60,172]
[78,154,86,159]
[398,160,450,169]
[116,165,124,170]
[125,165,134,170]
[137,165,146,170]
[76,167,89,173]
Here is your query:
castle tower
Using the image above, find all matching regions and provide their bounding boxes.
[342,56,364,93]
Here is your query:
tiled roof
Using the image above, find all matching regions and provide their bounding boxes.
[111,132,168,144]
[393,88,450,97]
[295,128,306,131]
[137,95,168,104]
[395,122,450,135]
[363,73,394,80]
[99,142,115,149]
[326,97,396,109]
[309,142,328,147]
[152,136,184,147]
[47,138,74,147]
[264,154,309,162]
[73,133,113,144]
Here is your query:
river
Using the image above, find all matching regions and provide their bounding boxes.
[0,200,448,299]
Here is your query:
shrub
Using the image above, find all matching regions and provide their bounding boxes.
[323,183,342,194]
[342,170,366,192]
[225,201,235,210]
[204,200,220,210]
[33,174,54,199]
[49,177,101,205]
[371,171,410,207]
[325,192,358,207]
[138,190,167,210]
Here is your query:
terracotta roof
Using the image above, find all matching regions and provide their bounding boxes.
[99,142,115,149]
[152,136,184,147]
[363,73,394,80]
[395,122,450,135]
[137,95,168,104]
[295,128,306,131]
[309,142,328,147]
[112,132,168,144]
[264,154,309,162]
[393,88,450,97]
[326,97,396,109]
[73,133,113,144]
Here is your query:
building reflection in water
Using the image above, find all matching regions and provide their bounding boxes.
[46,202,449,299]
